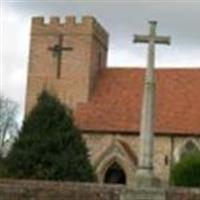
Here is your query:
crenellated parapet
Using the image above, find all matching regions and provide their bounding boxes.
[31,16,109,49]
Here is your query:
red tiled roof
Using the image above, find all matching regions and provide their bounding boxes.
[74,68,200,135]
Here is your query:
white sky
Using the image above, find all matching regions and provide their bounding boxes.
[1,0,200,122]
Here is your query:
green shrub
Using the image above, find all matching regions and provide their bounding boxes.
[0,157,7,177]
[4,90,96,182]
[170,151,200,187]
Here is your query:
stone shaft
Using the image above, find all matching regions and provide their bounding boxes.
[134,21,171,187]
[139,21,156,172]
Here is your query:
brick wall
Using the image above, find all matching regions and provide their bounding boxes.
[0,179,122,200]
[166,187,200,200]
[0,179,200,200]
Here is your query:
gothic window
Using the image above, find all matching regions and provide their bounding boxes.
[164,155,169,165]
[180,140,199,160]
[104,162,126,184]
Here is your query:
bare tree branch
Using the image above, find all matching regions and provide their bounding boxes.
[0,95,19,157]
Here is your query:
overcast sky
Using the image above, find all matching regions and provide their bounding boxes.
[1,0,200,121]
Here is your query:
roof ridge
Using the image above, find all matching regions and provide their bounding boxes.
[105,67,200,70]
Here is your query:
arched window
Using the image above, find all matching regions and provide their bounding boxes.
[104,162,126,184]
[180,140,199,159]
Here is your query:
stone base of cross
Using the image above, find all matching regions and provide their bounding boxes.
[134,168,156,187]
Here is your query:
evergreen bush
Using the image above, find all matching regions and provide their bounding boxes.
[4,90,96,182]
[170,151,200,187]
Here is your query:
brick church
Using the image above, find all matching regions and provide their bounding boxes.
[25,16,200,186]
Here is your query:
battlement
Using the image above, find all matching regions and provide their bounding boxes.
[31,16,109,49]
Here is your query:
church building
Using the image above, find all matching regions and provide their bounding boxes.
[25,16,200,186]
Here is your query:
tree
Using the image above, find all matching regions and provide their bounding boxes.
[4,90,96,182]
[170,151,200,187]
[0,95,18,157]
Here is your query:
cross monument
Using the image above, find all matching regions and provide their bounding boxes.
[48,34,73,79]
[134,21,171,187]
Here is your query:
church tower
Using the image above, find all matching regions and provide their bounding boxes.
[25,16,109,113]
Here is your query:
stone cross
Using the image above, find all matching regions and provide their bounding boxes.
[133,21,171,187]
[48,34,73,79]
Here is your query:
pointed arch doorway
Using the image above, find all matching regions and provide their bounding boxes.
[104,162,126,184]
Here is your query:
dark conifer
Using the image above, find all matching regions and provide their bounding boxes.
[5,90,96,182]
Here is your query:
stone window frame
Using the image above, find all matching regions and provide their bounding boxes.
[174,138,200,163]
